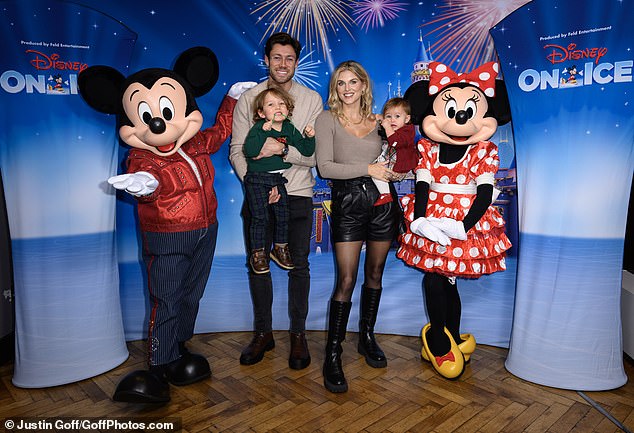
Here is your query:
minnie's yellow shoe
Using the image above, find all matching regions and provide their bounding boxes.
[421,324,465,380]
[420,323,432,361]
[458,333,476,362]
[420,326,476,363]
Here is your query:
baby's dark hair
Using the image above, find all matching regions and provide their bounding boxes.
[382,97,411,117]
[252,87,295,122]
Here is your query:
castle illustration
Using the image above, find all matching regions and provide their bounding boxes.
[411,30,433,83]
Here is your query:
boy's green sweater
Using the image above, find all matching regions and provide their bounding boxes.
[243,119,315,172]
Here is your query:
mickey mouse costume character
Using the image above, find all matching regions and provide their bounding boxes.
[78,47,255,403]
[398,61,512,379]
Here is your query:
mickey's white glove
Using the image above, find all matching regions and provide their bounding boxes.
[428,217,467,240]
[228,81,257,99]
[108,171,158,197]
[409,217,451,246]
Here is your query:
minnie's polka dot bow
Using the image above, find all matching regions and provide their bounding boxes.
[428,61,499,97]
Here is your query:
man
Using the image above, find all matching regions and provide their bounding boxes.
[230,32,323,369]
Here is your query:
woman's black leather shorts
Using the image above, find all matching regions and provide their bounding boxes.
[330,177,399,243]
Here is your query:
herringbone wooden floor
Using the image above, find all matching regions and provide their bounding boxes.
[0,331,632,432]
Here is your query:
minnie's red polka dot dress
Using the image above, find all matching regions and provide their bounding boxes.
[397,138,511,278]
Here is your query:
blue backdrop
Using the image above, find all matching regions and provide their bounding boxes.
[492,0,632,390]
[0,0,136,387]
[2,0,530,387]
[79,0,520,343]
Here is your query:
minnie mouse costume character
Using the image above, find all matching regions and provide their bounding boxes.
[399,61,512,379]
[78,47,255,403]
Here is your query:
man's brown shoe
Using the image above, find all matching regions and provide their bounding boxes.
[289,332,311,370]
[240,332,275,365]
[270,243,294,270]
[250,248,270,274]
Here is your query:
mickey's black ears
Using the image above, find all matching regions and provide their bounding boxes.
[78,47,220,117]
[78,66,126,114]
[403,80,433,128]
[173,46,219,97]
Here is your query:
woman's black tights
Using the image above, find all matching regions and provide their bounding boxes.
[331,240,392,301]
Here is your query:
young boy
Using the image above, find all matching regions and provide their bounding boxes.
[243,87,315,274]
[373,97,418,206]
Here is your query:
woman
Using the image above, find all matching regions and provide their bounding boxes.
[315,60,400,393]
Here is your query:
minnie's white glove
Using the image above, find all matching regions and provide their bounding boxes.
[228,81,257,99]
[409,217,451,246]
[428,217,467,240]
[108,171,158,197]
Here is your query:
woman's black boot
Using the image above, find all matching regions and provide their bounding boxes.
[357,285,387,368]
[323,300,352,393]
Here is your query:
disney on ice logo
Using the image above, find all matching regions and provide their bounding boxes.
[0,49,86,95]
[26,49,88,73]
[518,41,632,92]
[544,43,608,65]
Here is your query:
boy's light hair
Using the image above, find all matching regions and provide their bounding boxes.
[252,87,295,122]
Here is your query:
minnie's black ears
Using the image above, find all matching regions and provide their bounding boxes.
[403,78,512,126]
[489,80,511,126]
[403,80,432,128]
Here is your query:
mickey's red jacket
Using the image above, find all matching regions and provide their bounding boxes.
[126,96,236,233]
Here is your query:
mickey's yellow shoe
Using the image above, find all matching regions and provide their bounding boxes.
[421,324,465,379]
[420,325,476,363]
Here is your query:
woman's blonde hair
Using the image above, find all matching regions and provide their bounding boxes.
[327,60,373,121]
[252,87,295,122]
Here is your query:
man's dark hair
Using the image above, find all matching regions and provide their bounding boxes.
[265,32,302,59]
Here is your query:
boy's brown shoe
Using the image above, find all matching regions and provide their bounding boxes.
[250,248,270,274]
[270,243,294,270]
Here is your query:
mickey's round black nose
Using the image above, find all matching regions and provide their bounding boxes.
[149,118,166,134]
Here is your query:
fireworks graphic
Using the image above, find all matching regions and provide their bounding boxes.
[251,0,356,70]
[351,0,408,32]
[421,0,530,73]
[292,51,323,89]
[259,50,323,90]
